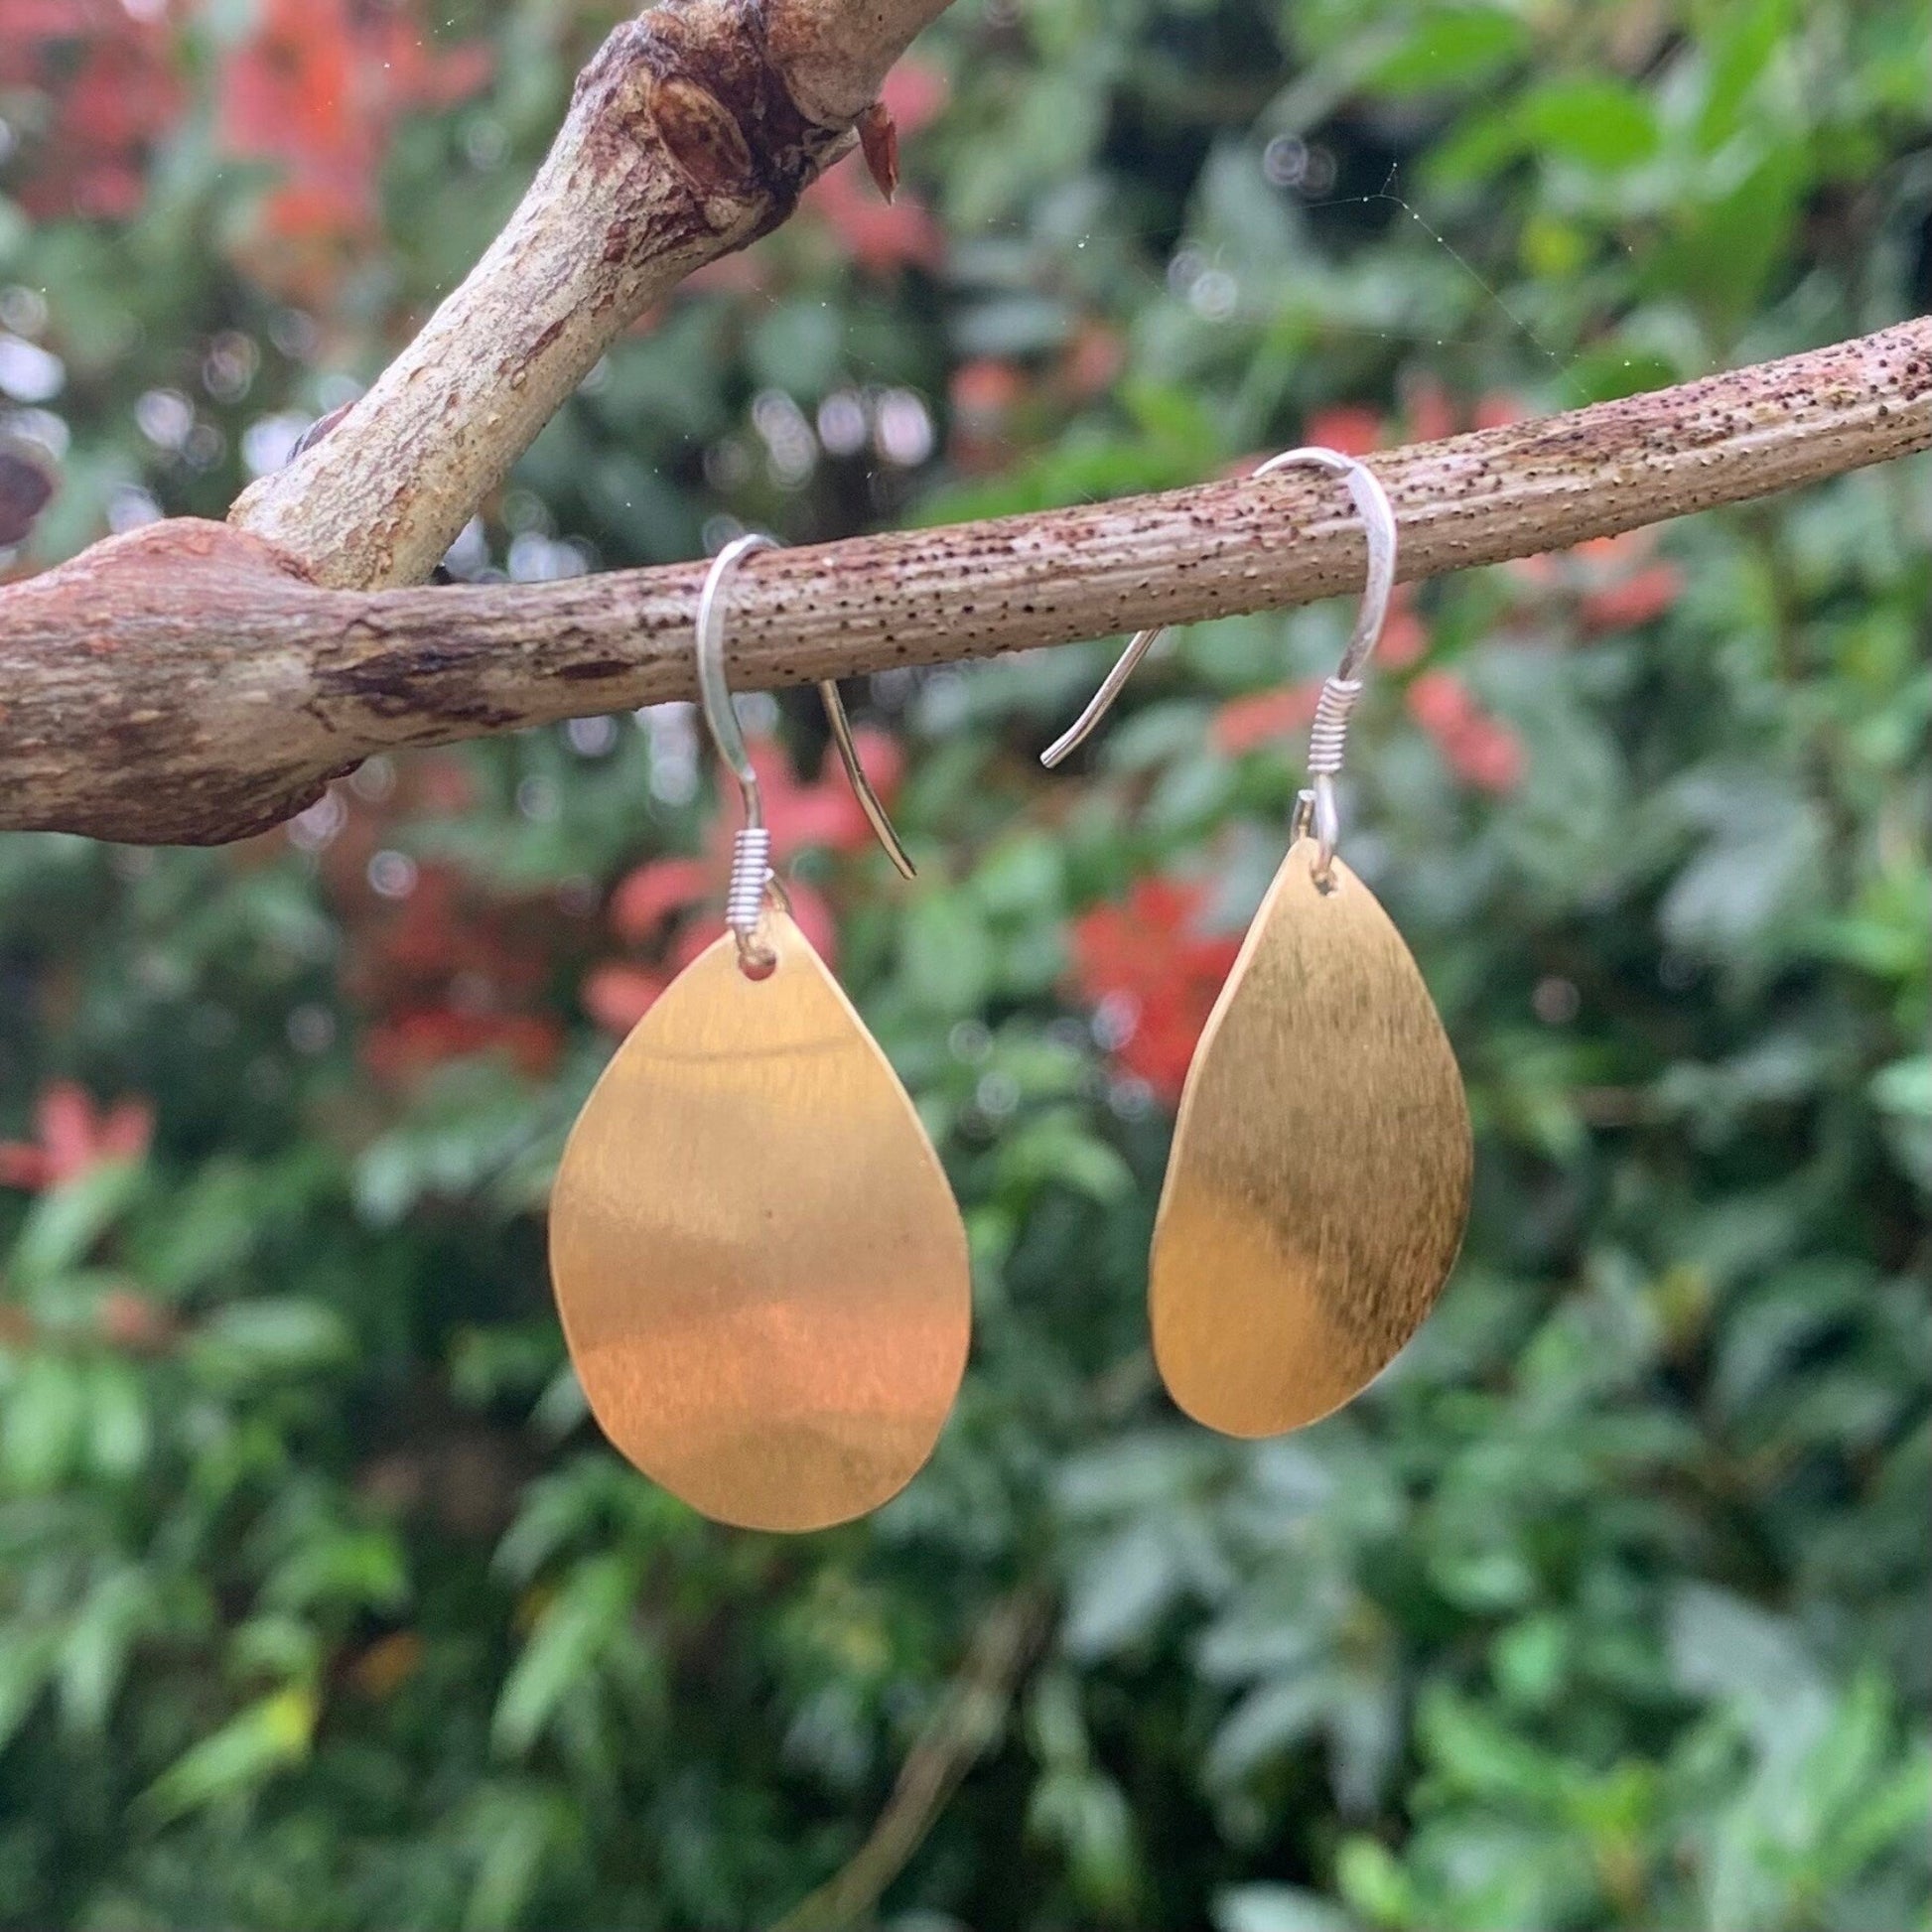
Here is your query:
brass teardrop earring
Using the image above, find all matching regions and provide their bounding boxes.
[549,535,971,1529]
[1045,449,1471,1438]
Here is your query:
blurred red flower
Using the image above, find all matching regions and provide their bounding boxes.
[951,357,1028,423]
[1402,374,1459,445]
[1211,679,1323,757]
[343,861,565,1084]
[1301,406,1385,458]
[1407,670,1526,793]
[1069,877,1241,1104]
[1505,527,1684,632]
[0,0,184,219]
[580,963,671,1037]
[586,728,903,1033]
[360,1010,562,1085]
[1573,531,1684,631]
[1472,390,1530,431]
[610,857,714,944]
[1059,322,1126,401]
[799,60,947,277]
[291,763,571,1088]
[1376,589,1430,669]
[217,0,490,299]
[948,357,1029,470]
[0,1081,154,1191]
[1209,594,1428,756]
[802,167,945,277]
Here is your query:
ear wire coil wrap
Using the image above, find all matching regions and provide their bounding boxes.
[726,826,772,943]
[1307,675,1361,778]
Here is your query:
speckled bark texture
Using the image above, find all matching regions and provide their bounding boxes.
[226,0,949,590]
[3,318,1927,844]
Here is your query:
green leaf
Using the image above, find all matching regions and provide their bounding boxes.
[8,1160,146,1293]
[1063,1522,1188,1659]
[997,1112,1134,1204]
[1215,1884,1357,1932]
[191,1299,352,1381]
[1207,1673,1331,1785]
[135,1687,318,1825]
[492,1554,638,1759]
[1516,78,1661,172]
[0,1629,58,1752]
[899,891,996,1018]
[1367,8,1528,96]
[1,1353,86,1491]
[263,1527,409,1617]
[1334,1838,1416,1929]
[57,1569,160,1735]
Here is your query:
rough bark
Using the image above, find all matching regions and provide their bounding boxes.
[3,317,1927,845]
[225,0,948,590]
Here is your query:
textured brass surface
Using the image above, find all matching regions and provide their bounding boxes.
[1151,840,1471,1438]
[549,909,970,1531]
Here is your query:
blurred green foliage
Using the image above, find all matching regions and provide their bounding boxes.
[1,1,1928,1927]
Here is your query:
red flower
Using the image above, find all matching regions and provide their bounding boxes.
[1069,877,1242,1105]
[579,963,669,1036]
[585,729,902,1032]
[948,357,1029,470]
[343,861,564,1087]
[878,58,948,138]
[0,0,184,220]
[1377,589,1430,669]
[0,1081,153,1192]
[1059,322,1126,402]
[1301,406,1386,458]
[1403,374,1459,446]
[1472,390,1530,431]
[1406,671,1525,793]
[950,357,1028,424]
[802,165,945,277]
[360,1011,561,1084]
[1573,532,1684,632]
[1211,680,1323,757]
[1502,529,1683,633]
[216,0,490,300]
[797,59,947,277]
[296,768,572,1089]
[611,857,714,945]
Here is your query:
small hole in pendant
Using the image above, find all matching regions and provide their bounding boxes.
[737,945,778,982]
[1312,862,1340,897]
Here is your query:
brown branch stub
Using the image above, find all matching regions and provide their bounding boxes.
[226,0,946,593]
[0,520,353,843]
[771,1587,1049,1932]
[3,318,1929,845]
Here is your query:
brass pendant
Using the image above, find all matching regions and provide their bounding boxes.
[549,908,971,1531]
[1150,839,1471,1438]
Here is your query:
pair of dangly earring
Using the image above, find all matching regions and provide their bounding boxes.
[548,448,1472,1533]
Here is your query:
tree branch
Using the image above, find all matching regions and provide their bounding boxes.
[2,318,1925,844]
[225,0,948,589]
[771,1587,1049,1932]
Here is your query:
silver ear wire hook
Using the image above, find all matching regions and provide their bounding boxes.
[820,681,916,883]
[697,534,914,971]
[1040,445,1397,887]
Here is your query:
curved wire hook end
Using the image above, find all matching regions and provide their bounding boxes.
[695,535,914,971]
[1040,623,1170,768]
[1037,445,1398,884]
[818,679,915,879]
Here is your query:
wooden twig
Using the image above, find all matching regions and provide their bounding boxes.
[771,1587,1049,1932]
[1,317,1926,844]
[225,0,949,589]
